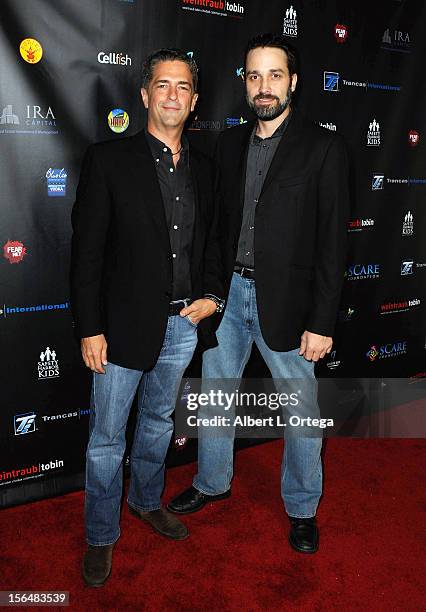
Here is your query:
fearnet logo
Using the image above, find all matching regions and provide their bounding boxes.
[20,38,43,64]
[408,130,419,147]
[3,240,27,264]
[334,24,348,43]
[108,109,129,133]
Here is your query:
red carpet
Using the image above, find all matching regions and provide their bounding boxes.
[2,439,426,611]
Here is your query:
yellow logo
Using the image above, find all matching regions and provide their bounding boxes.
[108,109,129,133]
[20,38,43,64]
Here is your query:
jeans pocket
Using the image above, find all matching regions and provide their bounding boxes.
[185,315,198,328]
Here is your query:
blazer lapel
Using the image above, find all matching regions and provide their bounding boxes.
[260,110,303,198]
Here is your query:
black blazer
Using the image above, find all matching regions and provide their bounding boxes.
[215,110,350,351]
[70,130,224,371]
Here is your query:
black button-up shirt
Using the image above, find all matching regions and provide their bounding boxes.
[236,113,292,269]
[145,129,195,300]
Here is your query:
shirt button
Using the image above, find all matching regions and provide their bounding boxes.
[176,196,180,201]
[173,225,178,230]
[263,144,267,148]
[246,251,250,256]
[170,168,174,173]
[163,147,168,152]
[254,199,258,203]
[172,253,177,258]
[250,226,254,230]
[155,158,159,163]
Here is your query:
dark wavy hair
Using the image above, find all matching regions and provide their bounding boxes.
[244,33,299,77]
[141,48,198,92]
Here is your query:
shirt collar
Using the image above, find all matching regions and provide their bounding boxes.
[252,110,292,144]
[145,127,189,164]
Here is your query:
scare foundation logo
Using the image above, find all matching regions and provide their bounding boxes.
[3,240,27,264]
[20,38,43,64]
[283,5,298,37]
[108,109,129,133]
[366,341,407,361]
[346,264,380,280]
[38,346,60,380]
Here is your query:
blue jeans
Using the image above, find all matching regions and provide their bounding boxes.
[85,314,198,546]
[193,272,322,518]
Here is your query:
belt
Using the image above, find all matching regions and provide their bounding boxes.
[168,298,192,316]
[234,266,255,279]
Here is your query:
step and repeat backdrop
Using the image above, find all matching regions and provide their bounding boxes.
[1,0,425,507]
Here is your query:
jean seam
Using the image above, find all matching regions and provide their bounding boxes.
[127,499,161,513]
[86,530,120,547]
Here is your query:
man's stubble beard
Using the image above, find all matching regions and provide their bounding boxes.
[246,87,293,121]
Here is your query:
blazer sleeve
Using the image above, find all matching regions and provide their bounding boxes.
[306,135,350,337]
[202,154,225,301]
[70,144,111,338]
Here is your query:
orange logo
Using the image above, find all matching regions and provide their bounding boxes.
[20,38,43,64]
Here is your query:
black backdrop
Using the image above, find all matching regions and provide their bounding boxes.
[1,0,425,508]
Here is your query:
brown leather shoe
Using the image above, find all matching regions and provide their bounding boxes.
[82,543,115,587]
[128,505,189,540]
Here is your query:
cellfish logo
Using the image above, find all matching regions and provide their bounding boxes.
[283,5,298,37]
[3,240,27,264]
[20,38,43,64]
[46,168,67,196]
[97,51,132,66]
[14,412,37,435]
[38,346,60,380]
[108,109,129,133]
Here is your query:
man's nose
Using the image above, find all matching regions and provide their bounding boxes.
[168,86,178,100]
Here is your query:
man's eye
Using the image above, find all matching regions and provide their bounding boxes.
[250,75,258,80]
[272,73,281,78]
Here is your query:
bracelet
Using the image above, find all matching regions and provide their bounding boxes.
[204,294,225,314]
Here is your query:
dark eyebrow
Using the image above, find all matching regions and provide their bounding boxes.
[246,68,286,76]
[154,78,192,86]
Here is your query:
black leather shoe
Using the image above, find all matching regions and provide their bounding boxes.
[288,516,319,553]
[128,505,189,540]
[82,543,115,587]
[167,486,231,515]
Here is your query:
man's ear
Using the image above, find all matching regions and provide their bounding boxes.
[291,73,298,92]
[141,87,149,109]
[190,92,199,113]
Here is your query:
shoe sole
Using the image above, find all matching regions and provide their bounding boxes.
[128,506,189,540]
[166,491,231,515]
[288,534,319,554]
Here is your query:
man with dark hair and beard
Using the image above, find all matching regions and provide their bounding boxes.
[168,33,350,554]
